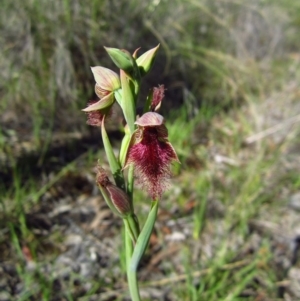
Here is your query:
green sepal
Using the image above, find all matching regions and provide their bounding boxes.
[104,47,135,73]
[82,92,114,112]
[136,44,160,77]
[101,119,125,190]
[130,200,158,272]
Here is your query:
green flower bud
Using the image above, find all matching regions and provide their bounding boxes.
[136,44,160,76]
[104,47,135,73]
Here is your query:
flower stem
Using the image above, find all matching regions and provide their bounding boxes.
[127,214,140,242]
[127,164,135,200]
[101,119,125,190]
[124,220,141,301]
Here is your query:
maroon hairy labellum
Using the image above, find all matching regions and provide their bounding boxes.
[125,112,179,200]
[85,100,105,127]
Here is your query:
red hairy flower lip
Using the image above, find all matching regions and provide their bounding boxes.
[124,122,179,200]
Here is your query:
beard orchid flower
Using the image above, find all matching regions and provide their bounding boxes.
[82,67,121,126]
[124,112,179,200]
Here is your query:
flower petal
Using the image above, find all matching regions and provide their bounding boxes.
[86,107,104,127]
[91,66,120,91]
[95,83,108,99]
[156,124,169,140]
[135,112,164,127]
[82,92,114,112]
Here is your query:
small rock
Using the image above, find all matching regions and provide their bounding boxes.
[54,256,80,279]
[0,291,11,301]
[65,234,83,246]
[49,204,72,218]
[79,262,95,278]
[166,231,186,241]
[287,267,300,297]
[0,276,8,291]
[2,263,16,277]
[289,193,300,211]
[69,206,95,224]
[14,282,24,295]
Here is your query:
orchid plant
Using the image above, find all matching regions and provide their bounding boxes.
[83,45,179,301]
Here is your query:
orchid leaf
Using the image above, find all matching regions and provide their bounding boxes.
[130,200,158,272]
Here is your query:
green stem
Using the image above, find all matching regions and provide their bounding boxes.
[127,214,140,242]
[101,120,125,190]
[114,88,123,107]
[120,70,136,135]
[127,164,135,200]
[124,220,141,301]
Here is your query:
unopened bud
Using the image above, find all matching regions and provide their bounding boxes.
[106,184,132,216]
[96,167,132,217]
[136,44,160,76]
[104,47,135,73]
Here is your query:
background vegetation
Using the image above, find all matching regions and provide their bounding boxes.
[1,0,300,300]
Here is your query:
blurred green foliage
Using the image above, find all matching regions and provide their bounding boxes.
[1,0,298,139]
